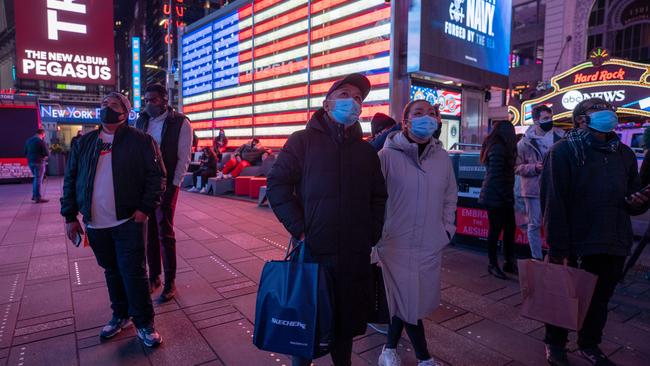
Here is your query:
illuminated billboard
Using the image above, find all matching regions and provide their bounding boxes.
[14,0,115,85]
[181,0,391,148]
[132,37,141,111]
[408,0,512,88]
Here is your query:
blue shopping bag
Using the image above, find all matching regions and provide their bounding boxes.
[253,240,334,359]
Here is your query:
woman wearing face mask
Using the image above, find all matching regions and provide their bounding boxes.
[479,121,518,279]
[373,100,457,366]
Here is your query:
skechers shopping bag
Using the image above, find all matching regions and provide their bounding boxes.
[518,257,597,331]
[253,240,334,359]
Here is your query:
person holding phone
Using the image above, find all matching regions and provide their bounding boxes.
[540,98,649,366]
[60,92,166,348]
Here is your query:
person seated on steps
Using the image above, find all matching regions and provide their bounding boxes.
[217,138,270,179]
[188,147,218,193]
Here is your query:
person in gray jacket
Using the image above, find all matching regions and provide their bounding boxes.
[515,105,564,259]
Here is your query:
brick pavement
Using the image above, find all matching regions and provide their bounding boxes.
[0,178,649,366]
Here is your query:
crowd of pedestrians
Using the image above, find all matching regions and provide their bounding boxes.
[52,72,650,366]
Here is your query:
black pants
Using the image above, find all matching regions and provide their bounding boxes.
[387,316,430,361]
[192,167,216,188]
[147,185,179,283]
[87,219,154,328]
[486,205,516,264]
[544,254,626,349]
[292,337,354,366]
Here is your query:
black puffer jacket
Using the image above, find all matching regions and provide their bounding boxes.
[640,150,650,188]
[479,143,515,208]
[267,109,387,338]
[61,125,166,224]
[541,138,648,258]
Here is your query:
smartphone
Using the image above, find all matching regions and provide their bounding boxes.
[73,232,82,247]
[627,184,650,202]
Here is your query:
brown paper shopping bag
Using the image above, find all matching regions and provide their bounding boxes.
[517,258,598,331]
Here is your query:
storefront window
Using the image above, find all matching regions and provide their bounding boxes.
[613,24,650,63]
[511,42,542,67]
[513,1,539,29]
[587,33,603,53]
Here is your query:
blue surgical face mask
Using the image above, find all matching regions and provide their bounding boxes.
[329,98,361,126]
[588,110,618,133]
[410,115,439,139]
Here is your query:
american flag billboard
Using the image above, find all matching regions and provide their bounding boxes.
[181,0,391,149]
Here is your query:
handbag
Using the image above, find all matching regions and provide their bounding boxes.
[518,257,597,331]
[253,239,334,359]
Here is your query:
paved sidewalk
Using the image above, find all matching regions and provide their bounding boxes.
[0,178,649,366]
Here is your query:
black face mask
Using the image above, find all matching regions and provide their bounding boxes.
[539,120,554,132]
[100,107,124,125]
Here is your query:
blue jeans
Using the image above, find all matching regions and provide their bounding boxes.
[524,197,543,260]
[28,162,45,199]
[87,219,154,328]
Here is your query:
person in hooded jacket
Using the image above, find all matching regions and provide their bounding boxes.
[266,73,387,366]
[479,121,518,279]
[516,105,565,259]
[373,100,457,366]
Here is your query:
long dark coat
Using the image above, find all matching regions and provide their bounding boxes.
[266,108,387,338]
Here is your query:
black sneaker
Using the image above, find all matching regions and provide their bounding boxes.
[503,262,519,275]
[545,345,570,366]
[158,281,176,303]
[577,347,616,366]
[136,326,162,347]
[99,316,131,339]
[488,264,508,280]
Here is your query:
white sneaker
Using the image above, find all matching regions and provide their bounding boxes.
[418,358,442,366]
[378,346,401,366]
[187,186,199,192]
[199,187,208,194]
[216,172,224,179]
[224,174,232,179]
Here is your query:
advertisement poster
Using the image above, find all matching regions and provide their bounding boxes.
[456,207,546,246]
[14,0,115,84]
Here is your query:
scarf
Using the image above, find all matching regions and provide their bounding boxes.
[565,128,620,166]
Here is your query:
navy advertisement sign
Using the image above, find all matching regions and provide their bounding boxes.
[408,0,512,88]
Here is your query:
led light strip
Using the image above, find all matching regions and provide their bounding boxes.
[196,128,253,138]
[311,40,390,68]
[253,124,305,136]
[311,7,391,40]
[310,23,390,54]
[254,46,308,69]
[254,5,308,36]
[310,88,389,106]
[254,98,309,114]
[255,73,309,92]
[213,105,253,118]
[244,60,308,83]
[186,111,214,121]
[254,19,309,48]
[213,84,253,99]
[183,83,213,98]
[254,0,307,24]
[214,116,254,127]
[184,91,213,105]
[310,57,390,82]
[182,24,212,46]
[311,0,386,27]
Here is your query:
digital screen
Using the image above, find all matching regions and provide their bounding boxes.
[40,103,139,124]
[410,84,462,117]
[14,0,115,85]
[181,0,391,148]
[408,0,512,88]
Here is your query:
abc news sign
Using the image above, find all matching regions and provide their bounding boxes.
[14,0,115,85]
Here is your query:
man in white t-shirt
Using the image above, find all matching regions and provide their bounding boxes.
[61,92,166,348]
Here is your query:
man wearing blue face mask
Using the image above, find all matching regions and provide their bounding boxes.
[541,98,650,366]
[267,73,388,366]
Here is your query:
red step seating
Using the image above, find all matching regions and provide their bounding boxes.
[249,177,267,199]
[234,176,253,196]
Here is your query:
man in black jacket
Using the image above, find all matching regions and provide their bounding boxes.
[267,73,387,366]
[136,84,193,302]
[61,92,166,348]
[541,98,649,366]
[24,128,49,203]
